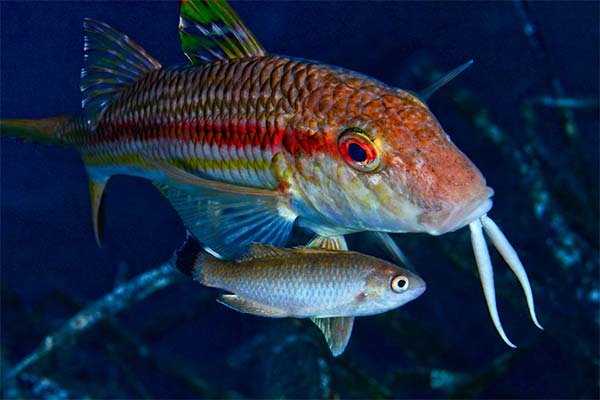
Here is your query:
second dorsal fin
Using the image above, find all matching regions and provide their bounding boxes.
[179,0,266,64]
[80,18,162,123]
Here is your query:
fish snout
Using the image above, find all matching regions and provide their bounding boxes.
[407,274,426,300]
[394,269,426,303]
[421,186,494,235]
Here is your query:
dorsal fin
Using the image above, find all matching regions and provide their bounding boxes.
[80,18,161,123]
[244,243,289,259]
[179,0,266,64]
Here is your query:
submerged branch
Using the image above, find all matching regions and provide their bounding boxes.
[4,260,184,380]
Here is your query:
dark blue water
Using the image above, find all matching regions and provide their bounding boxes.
[1,1,598,398]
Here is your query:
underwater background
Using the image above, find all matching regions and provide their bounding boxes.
[1,1,598,398]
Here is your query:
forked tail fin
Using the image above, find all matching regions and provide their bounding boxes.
[0,115,72,146]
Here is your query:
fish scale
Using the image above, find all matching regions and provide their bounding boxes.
[60,56,321,189]
[0,0,542,349]
[203,252,365,312]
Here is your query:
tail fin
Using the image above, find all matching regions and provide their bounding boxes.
[0,115,71,145]
[175,232,207,281]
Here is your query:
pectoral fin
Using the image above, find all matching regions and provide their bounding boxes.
[150,161,296,260]
[217,294,288,317]
[310,316,355,357]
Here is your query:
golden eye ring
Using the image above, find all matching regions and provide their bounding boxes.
[338,128,381,172]
[391,275,409,292]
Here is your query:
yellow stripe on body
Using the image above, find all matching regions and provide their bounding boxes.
[81,138,277,188]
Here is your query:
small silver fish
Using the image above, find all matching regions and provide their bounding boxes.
[176,235,426,356]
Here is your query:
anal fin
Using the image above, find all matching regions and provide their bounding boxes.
[218,294,288,317]
[311,316,355,357]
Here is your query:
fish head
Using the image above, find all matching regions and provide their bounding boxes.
[358,259,426,314]
[286,70,493,236]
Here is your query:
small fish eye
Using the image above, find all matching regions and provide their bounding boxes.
[391,275,409,292]
[338,128,381,172]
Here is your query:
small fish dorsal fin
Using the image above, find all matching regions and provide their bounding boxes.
[245,243,289,259]
[179,0,266,64]
[80,19,161,123]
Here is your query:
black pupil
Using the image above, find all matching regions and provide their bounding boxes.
[396,278,406,288]
[348,143,367,162]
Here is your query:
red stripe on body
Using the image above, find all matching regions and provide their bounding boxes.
[91,118,295,159]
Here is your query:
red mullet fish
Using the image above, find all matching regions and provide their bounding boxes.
[0,0,542,347]
[176,235,426,356]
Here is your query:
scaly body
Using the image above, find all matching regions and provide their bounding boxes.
[198,245,425,318]
[175,235,425,355]
[0,0,542,348]
[61,56,443,237]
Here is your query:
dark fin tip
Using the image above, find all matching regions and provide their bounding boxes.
[175,231,203,277]
[95,190,106,247]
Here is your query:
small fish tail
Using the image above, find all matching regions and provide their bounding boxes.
[176,232,209,281]
[0,115,72,146]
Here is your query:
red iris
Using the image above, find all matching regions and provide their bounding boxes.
[338,128,380,172]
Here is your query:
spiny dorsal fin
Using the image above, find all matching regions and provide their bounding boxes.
[81,18,161,123]
[179,0,266,64]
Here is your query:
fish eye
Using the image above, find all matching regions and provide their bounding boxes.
[391,275,409,292]
[338,128,380,172]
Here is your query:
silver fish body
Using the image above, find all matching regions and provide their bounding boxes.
[178,239,425,318]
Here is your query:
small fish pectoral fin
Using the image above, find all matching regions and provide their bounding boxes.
[306,235,348,250]
[86,173,109,247]
[218,294,287,317]
[151,161,296,260]
[179,0,266,64]
[310,316,355,357]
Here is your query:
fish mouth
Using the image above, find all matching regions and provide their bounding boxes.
[412,279,426,298]
[423,187,494,235]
